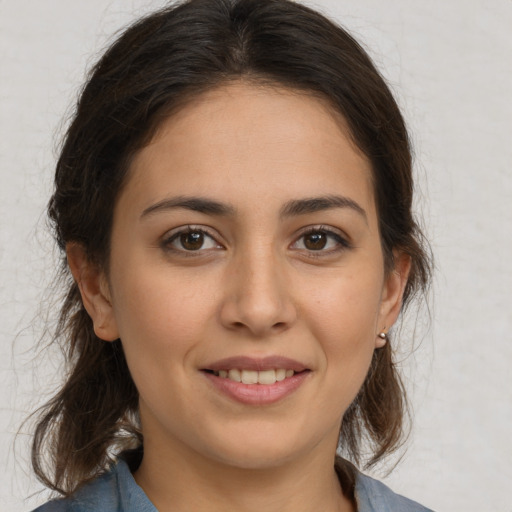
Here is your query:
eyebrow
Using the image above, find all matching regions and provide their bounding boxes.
[279,195,367,221]
[140,194,367,221]
[141,196,235,218]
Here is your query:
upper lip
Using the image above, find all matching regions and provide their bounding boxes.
[203,356,309,372]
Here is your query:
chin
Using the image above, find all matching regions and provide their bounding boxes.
[211,447,299,471]
[195,425,325,471]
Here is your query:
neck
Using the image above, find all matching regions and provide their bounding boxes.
[134,439,355,512]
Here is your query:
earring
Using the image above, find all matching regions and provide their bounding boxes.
[376,331,387,348]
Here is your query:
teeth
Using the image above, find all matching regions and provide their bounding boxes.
[258,369,276,385]
[241,370,258,384]
[228,369,241,382]
[214,369,297,384]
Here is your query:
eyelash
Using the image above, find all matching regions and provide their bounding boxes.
[292,225,352,257]
[161,225,221,255]
[161,225,351,257]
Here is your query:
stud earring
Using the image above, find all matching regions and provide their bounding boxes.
[378,332,387,340]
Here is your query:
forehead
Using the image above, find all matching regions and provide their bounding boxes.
[122,82,376,220]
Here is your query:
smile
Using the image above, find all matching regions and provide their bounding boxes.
[201,356,311,405]
[211,368,295,385]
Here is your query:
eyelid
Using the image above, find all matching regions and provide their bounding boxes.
[290,224,352,252]
[159,223,351,256]
[161,225,224,253]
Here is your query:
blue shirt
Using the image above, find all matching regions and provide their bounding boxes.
[32,459,433,512]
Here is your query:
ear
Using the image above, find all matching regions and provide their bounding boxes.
[376,250,411,348]
[66,243,119,342]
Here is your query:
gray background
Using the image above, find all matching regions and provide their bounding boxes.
[1,1,511,510]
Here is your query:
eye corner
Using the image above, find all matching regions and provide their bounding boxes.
[290,225,353,255]
[160,225,225,255]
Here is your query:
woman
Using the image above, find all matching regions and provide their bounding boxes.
[31,0,433,510]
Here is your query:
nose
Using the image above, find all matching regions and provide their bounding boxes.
[219,245,297,338]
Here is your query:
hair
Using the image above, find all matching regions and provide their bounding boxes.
[32,0,432,496]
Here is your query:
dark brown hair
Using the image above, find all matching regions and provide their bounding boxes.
[32,0,431,496]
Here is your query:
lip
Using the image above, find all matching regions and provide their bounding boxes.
[201,356,311,405]
[202,370,310,405]
[203,355,308,372]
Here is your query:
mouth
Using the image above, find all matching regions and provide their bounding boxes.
[200,355,311,404]
[204,368,303,385]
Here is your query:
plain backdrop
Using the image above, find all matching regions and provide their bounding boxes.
[1,1,511,511]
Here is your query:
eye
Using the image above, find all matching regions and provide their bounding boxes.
[291,227,350,253]
[163,226,222,252]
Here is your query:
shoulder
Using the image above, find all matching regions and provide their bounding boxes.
[31,459,156,512]
[31,468,121,512]
[355,472,434,512]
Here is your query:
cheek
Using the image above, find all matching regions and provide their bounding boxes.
[301,266,383,342]
[300,267,383,397]
[109,267,217,425]
[110,263,217,366]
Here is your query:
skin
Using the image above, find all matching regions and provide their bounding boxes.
[68,83,410,512]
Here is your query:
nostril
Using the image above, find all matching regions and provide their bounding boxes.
[219,293,297,336]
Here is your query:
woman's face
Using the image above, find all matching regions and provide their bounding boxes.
[80,83,407,470]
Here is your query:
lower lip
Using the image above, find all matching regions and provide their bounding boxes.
[202,371,310,405]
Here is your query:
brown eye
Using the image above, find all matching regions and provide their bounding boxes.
[180,231,204,250]
[164,227,221,253]
[303,232,327,250]
[291,227,350,254]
